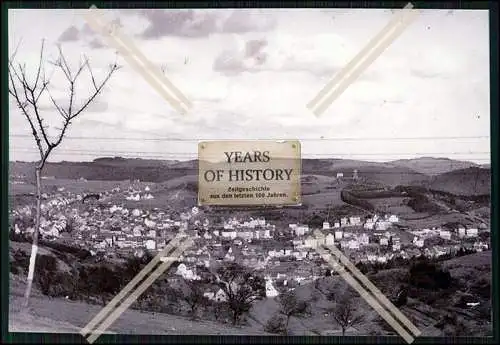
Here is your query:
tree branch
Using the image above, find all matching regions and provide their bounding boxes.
[69,61,120,120]
[8,40,120,167]
[8,61,44,159]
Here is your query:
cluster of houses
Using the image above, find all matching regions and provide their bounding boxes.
[9,181,492,302]
[125,186,155,201]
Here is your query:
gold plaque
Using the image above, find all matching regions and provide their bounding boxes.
[198,140,302,206]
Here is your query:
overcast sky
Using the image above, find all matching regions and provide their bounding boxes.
[8,8,491,163]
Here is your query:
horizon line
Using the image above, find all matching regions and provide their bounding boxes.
[8,155,491,166]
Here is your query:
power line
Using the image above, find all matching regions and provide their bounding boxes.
[10,148,491,157]
[9,134,491,142]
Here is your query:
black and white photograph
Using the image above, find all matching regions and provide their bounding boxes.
[7,7,492,339]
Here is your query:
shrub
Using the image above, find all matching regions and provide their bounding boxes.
[408,261,452,290]
[407,194,442,213]
[88,265,121,295]
[470,277,491,299]
[36,254,58,272]
[11,249,30,274]
[264,314,287,334]
[34,254,77,297]
[38,271,75,297]
[340,190,375,211]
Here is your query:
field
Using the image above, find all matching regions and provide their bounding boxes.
[399,212,483,229]
[369,197,415,216]
[9,179,139,195]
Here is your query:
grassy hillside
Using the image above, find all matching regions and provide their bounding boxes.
[428,167,490,196]
[12,157,490,199]
[10,157,430,186]
[9,243,492,336]
[9,275,267,335]
[390,157,480,176]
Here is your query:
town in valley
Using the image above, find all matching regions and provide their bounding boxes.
[8,158,492,336]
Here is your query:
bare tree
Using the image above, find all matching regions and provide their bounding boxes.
[330,296,364,336]
[278,290,310,334]
[213,262,266,325]
[8,40,119,309]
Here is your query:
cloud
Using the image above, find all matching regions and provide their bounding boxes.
[213,38,269,74]
[81,17,123,37]
[58,25,80,42]
[222,10,276,33]
[139,9,218,39]
[244,39,268,63]
[136,9,276,39]
[212,33,351,78]
[212,50,244,74]
[88,38,105,49]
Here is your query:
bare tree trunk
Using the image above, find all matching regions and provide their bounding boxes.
[9,40,119,310]
[23,168,42,309]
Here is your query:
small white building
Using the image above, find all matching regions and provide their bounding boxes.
[143,193,154,200]
[265,278,279,298]
[349,217,362,226]
[222,231,237,239]
[305,238,319,249]
[364,220,375,230]
[176,263,200,280]
[323,222,330,230]
[439,230,452,240]
[358,233,370,245]
[376,221,391,231]
[325,233,335,246]
[457,227,466,238]
[144,218,156,228]
[145,239,156,250]
[466,228,478,238]
[388,215,399,223]
[347,240,360,250]
[204,288,228,302]
[414,238,425,248]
